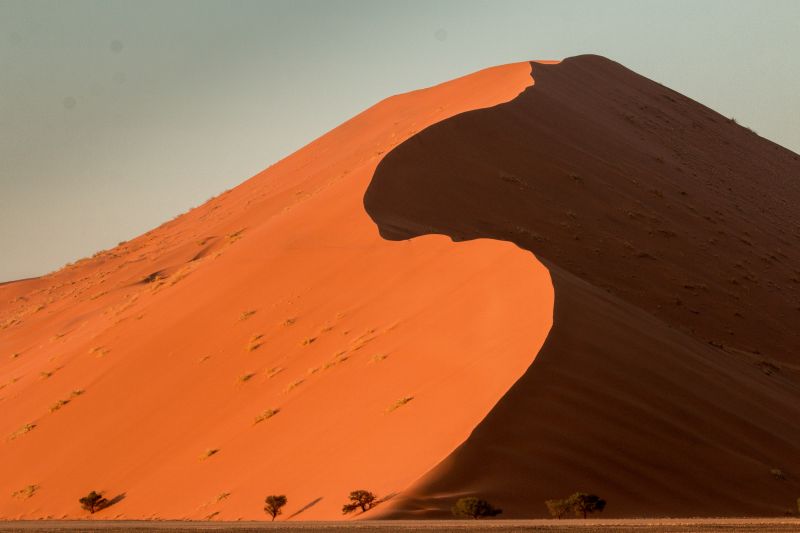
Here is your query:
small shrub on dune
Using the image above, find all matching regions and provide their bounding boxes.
[545,498,571,519]
[264,494,287,521]
[567,492,606,518]
[451,497,502,519]
[342,489,377,514]
[79,491,108,514]
[546,492,606,519]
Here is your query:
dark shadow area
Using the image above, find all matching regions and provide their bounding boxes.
[364,55,800,517]
[287,496,323,519]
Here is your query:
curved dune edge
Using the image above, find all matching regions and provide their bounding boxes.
[0,63,556,520]
[365,56,800,518]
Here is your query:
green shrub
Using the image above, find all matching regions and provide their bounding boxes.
[451,497,502,519]
[264,494,287,521]
[342,489,377,514]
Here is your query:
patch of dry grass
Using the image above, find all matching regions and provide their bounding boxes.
[253,408,280,425]
[246,334,264,352]
[200,448,220,460]
[386,396,414,413]
[9,423,36,440]
[239,310,257,321]
[238,373,256,384]
[266,367,284,378]
[11,484,39,499]
[284,379,305,393]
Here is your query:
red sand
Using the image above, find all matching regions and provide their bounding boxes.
[0,62,553,519]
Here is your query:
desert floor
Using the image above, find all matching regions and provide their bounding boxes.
[1,518,799,532]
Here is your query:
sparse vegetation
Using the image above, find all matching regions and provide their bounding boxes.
[201,448,220,460]
[386,395,414,413]
[266,367,284,378]
[546,493,606,519]
[239,310,257,321]
[264,494,287,521]
[284,379,305,393]
[9,423,36,440]
[254,408,280,425]
[49,399,70,413]
[247,334,263,351]
[545,498,572,519]
[771,468,787,480]
[238,372,256,383]
[451,497,502,519]
[300,336,317,346]
[567,492,606,518]
[79,491,109,514]
[12,485,38,499]
[342,489,378,514]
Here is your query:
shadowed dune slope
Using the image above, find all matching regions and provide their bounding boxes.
[365,56,800,517]
[0,62,555,520]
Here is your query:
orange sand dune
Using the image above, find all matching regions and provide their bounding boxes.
[0,62,554,519]
[3,54,799,521]
[366,56,800,517]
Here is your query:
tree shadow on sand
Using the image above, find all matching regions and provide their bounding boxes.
[287,496,323,519]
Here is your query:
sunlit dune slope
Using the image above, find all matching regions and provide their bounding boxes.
[366,55,800,517]
[0,62,554,520]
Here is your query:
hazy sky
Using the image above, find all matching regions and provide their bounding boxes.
[1,0,798,281]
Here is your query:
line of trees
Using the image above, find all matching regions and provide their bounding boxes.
[76,488,614,520]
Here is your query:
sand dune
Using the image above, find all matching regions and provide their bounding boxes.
[0,62,553,519]
[2,54,798,521]
[365,56,800,517]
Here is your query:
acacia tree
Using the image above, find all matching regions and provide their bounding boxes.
[264,494,287,521]
[451,497,502,519]
[79,491,109,514]
[567,492,606,519]
[342,490,377,514]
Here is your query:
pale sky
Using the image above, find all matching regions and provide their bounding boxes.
[1,0,798,281]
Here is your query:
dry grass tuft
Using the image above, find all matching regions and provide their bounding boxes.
[12,485,39,499]
[88,346,110,357]
[238,373,256,384]
[284,379,305,393]
[49,399,70,413]
[246,334,264,352]
[9,423,37,440]
[266,367,284,378]
[239,310,257,321]
[386,395,414,413]
[300,337,317,346]
[200,448,220,460]
[253,408,280,425]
